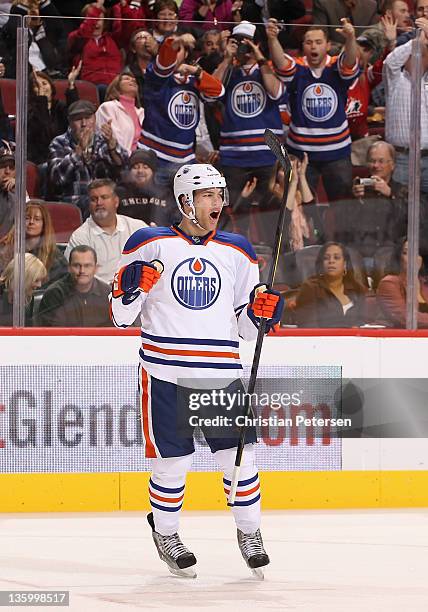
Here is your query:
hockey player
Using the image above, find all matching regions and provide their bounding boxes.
[110,164,284,578]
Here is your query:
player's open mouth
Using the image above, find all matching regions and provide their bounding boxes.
[210,211,220,220]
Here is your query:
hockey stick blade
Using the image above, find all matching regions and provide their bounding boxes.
[264,129,291,173]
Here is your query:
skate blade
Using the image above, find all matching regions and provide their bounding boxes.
[167,564,197,579]
[251,567,265,580]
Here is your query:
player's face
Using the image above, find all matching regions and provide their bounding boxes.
[155,8,178,34]
[392,1,411,29]
[0,161,15,183]
[70,114,96,140]
[367,144,394,181]
[89,186,119,222]
[69,250,98,290]
[192,187,224,231]
[417,0,428,18]
[130,162,153,185]
[322,245,346,279]
[303,30,330,68]
[133,31,158,58]
[202,33,220,55]
[119,74,138,98]
[401,241,422,274]
[357,44,373,66]
[25,206,44,239]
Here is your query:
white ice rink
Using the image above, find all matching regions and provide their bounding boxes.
[0,510,427,612]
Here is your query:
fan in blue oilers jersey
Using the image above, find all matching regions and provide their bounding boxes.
[139,32,224,187]
[212,21,285,235]
[268,18,360,208]
[110,164,284,578]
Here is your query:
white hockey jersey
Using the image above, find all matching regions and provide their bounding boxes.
[110,225,260,384]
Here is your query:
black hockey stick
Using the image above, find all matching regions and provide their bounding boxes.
[227,129,292,506]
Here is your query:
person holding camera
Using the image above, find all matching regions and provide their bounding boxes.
[335,140,407,277]
[212,20,284,236]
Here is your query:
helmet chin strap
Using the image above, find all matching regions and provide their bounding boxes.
[180,203,209,232]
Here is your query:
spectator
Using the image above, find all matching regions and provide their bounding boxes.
[112,0,148,50]
[0,142,17,240]
[140,32,223,185]
[240,0,306,53]
[197,29,222,72]
[117,149,177,225]
[383,19,428,194]
[346,25,394,144]
[335,141,406,275]
[48,100,129,218]
[126,28,159,103]
[312,0,379,48]
[295,241,366,327]
[0,200,68,287]
[178,0,237,33]
[282,154,318,252]
[269,20,360,208]
[37,244,112,326]
[0,252,47,326]
[67,1,123,100]
[5,0,67,77]
[377,238,428,327]
[151,0,180,44]
[213,21,284,236]
[64,178,147,283]
[400,0,428,47]
[96,72,144,154]
[28,64,80,165]
[362,0,412,55]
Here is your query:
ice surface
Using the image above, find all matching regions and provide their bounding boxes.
[0,510,427,611]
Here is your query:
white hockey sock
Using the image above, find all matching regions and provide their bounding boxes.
[215,444,261,534]
[149,454,193,536]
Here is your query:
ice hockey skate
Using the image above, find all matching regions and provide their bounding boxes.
[147,513,197,578]
[237,528,270,580]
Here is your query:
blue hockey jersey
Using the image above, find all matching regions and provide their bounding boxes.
[140,38,224,165]
[218,63,284,168]
[276,53,359,162]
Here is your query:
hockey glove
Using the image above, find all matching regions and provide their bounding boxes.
[248,283,284,331]
[112,260,163,299]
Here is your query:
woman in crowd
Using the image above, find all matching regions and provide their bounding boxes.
[295,242,367,328]
[67,1,123,100]
[125,28,159,103]
[95,71,144,154]
[0,201,68,288]
[377,238,428,328]
[151,0,180,43]
[0,252,47,325]
[27,64,80,165]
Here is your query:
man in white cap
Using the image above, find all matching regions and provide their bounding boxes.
[212,21,285,236]
[110,163,284,578]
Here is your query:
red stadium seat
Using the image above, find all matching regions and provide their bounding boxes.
[53,80,100,108]
[0,78,100,116]
[26,161,40,198]
[0,78,16,117]
[43,201,82,243]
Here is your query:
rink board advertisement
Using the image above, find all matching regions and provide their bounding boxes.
[0,364,342,473]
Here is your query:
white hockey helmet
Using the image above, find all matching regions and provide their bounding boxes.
[173,164,228,225]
